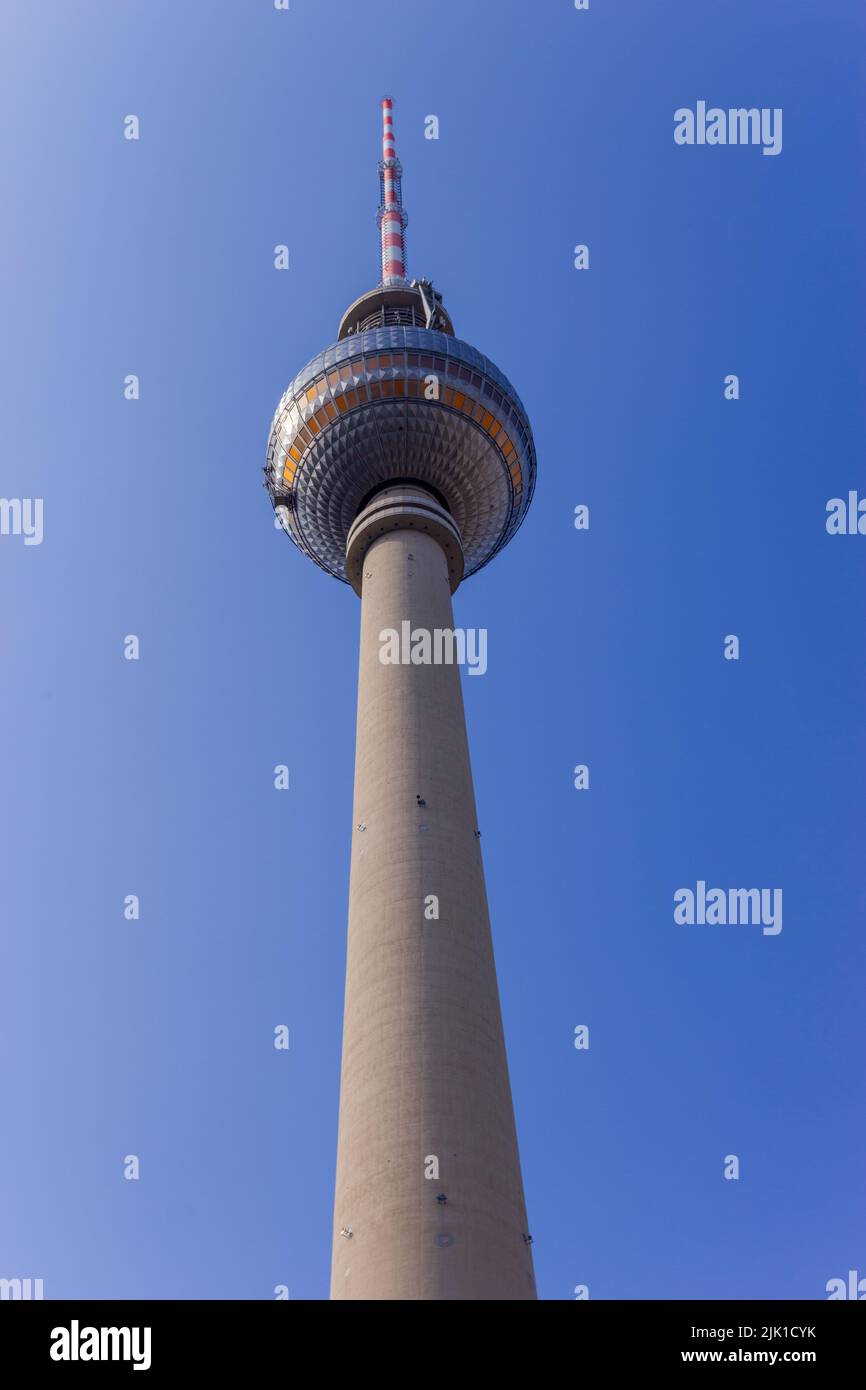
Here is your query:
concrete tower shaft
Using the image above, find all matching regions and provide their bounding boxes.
[331,487,536,1300]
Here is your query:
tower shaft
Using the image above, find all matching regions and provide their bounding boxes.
[330,488,536,1300]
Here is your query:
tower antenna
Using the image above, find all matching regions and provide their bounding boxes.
[377,96,408,285]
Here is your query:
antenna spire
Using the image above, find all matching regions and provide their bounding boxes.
[377,97,408,285]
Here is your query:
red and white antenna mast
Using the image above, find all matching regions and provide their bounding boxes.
[377,97,408,285]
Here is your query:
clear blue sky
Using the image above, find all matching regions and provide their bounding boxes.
[1,0,863,1300]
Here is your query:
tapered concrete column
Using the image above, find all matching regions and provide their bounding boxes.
[330,485,536,1301]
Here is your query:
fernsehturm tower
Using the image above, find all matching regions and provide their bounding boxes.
[265,99,537,1300]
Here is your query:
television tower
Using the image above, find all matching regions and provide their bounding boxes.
[265,98,537,1300]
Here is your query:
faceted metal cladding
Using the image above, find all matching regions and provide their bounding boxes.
[265,325,536,584]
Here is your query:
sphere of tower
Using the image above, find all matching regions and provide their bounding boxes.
[265,322,536,584]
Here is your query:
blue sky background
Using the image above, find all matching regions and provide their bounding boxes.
[1,0,864,1300]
